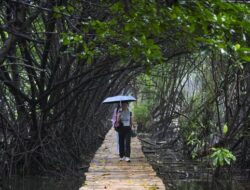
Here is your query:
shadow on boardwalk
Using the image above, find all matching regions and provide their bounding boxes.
[79,129,166,190]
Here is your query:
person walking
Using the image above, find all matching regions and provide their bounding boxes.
[117,102,133,162]
[111,104,121,154]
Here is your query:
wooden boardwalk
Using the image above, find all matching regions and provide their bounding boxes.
[79,128,166,190]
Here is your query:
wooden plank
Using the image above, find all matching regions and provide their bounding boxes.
[79,129,166,190]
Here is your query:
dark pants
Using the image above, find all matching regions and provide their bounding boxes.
[118,126,131,158]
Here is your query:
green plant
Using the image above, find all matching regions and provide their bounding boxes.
[210,147,236,167]
[187,130,205,159]
[133,103,151,127]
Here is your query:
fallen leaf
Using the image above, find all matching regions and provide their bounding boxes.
[102,173,110,176]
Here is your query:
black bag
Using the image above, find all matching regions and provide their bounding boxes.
[114,120,123,132]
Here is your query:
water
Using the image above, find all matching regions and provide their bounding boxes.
[1,177,250,190]
[1,176,83,190]
[172,180,250,190]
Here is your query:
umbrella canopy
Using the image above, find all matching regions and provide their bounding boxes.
[102,95,136,104]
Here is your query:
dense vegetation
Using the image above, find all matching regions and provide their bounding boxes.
[0,0,249,180]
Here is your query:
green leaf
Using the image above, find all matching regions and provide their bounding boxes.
[223,124,228,134]
[67,5,75,13]
[52,6,64,19]
[241,55,250,62]
[213,157,218,166]
[62,37,70,46]
[238,47,250,52]
[234,44,241,51]
[211,151,217,158]
[224,157,230,165]
[231,155,236,161]
[219,155,224,166]
[87,56,92,64]
[110,2,124,13]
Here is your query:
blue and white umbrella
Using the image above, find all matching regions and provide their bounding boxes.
[102,95,136,104]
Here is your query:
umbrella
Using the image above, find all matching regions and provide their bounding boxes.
[102,95,136,104]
